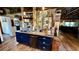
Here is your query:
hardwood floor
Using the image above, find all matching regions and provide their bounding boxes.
[0,35,41,51]
[58,32,79,51]
[0,32,79,51]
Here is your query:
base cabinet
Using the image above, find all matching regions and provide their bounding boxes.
[16,32,30,45]
[16,32,53,51]
[30,35,38,48]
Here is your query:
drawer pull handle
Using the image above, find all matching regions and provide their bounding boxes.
[43,47,45,49]
[43,42,45,44]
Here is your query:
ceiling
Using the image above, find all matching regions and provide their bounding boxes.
[0,7,79,20]
[60,7,79,20]
[0,7,21,15]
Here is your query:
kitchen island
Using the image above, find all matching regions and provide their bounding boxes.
[15,31,53,51]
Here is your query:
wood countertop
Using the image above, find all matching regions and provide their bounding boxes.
[16,31,54,38]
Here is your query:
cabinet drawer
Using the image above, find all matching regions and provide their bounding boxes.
[38,37,52,43]
[38,45,51,51]
[38,38,52,44]
[38,41,51,46]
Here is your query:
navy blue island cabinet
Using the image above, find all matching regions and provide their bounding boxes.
[15,32,53,51]
[16,32,31,45]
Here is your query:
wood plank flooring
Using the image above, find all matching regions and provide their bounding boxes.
[0,35,41,51]
[58,33,79,51]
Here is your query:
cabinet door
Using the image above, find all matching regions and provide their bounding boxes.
[21,33,30,45]
[30,35,38,48]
